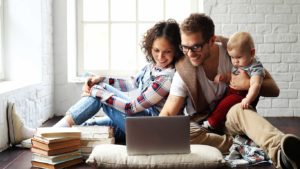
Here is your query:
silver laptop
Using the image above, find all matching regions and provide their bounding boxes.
[125,116,190,155]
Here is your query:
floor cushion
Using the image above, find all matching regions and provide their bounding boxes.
[86,144,225,169]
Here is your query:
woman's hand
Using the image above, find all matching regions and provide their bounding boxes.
[81,76,105,96]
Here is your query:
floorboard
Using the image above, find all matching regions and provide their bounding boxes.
[0,117,299,169]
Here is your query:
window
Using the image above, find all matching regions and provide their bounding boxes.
[0,0,3,80]
[73,0,203,78]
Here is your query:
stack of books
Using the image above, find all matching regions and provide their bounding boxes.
[72,125,115,159]
[31,127,83,169]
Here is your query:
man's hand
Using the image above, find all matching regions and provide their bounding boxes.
[214,74,223,83]
[230,69,250,90]
[214,73,231,84]
[216,35,229,48]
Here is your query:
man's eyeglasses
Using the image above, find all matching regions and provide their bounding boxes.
[179,42,207,54]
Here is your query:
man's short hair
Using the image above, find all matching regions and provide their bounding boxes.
[180,13,215,42]
[227,32,255,55]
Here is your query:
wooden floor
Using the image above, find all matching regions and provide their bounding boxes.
[0,117,299,169]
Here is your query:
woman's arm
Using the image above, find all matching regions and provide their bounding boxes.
[81,75,135,96]
[90,75,172,115]
[82,76,103,96]
[101,76,136,92]
[102,65,149,92]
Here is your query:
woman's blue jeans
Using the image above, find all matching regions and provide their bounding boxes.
[67,84,158,141]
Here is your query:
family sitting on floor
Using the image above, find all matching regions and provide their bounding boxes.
[7,13,300,169]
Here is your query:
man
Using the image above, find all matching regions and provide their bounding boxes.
[160,13,300,169]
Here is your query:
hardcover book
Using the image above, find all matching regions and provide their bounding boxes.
[80,138,115,147]
[31,137,80,151]
[32,150,82,164]
[36,127,81,138]
[32,135,78,144]
[72,125,113,140]
[31,145,80,156]
[31,157,83,169]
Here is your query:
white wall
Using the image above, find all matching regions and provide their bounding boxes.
[205,0,300,116]
[4,0,42,81]
[0,0,54,151]
[53,0,82,116]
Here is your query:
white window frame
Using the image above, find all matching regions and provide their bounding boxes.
[68,0,203,82]
[0,0,4,80]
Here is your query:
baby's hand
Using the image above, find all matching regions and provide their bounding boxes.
[241,98,251,109]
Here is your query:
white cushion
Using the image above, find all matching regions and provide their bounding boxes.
[86,144,225,169]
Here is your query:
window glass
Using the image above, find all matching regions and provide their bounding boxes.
[111,23,136,71]
[83,24,109,70]
[83,0,108,21]
[111,0,136,21]
[76,0,203,77]
[137,23,154,69]
[138,0,164,21]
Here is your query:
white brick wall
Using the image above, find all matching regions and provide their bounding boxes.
[0,0,53,151]
[205,0,300,116]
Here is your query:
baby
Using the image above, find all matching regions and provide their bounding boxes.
[203,32,265,129]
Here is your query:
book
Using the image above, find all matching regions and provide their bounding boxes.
[36,127,81,138]
[32,150,82,164]
[80,147,93,154]
[32,135,79,144]
[31,145,80,156]
[80,138,115,147]
[72,125,114,140]
[31,137,81,151]
[31,157,83,169]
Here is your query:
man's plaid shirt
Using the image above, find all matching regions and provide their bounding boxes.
[90,63,175,115]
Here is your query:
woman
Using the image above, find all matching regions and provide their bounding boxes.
[8,19,183,144]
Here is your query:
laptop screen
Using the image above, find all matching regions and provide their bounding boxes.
[125,116,190,155]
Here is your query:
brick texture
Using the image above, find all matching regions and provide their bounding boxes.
[204,0,300,117]
[0,0,53,151]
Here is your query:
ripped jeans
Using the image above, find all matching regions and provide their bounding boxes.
[67,84,158,142]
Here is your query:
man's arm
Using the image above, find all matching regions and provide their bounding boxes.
[230,69,279,97]
[260,69,280,97]
[159,95,186,116]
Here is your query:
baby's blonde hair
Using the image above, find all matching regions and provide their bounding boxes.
[227,32,254,55]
